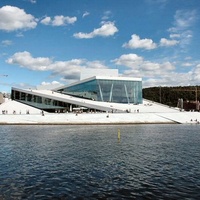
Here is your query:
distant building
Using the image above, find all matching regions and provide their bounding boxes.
[11,69,142,112]
[0,93,4,104]
[183,101,200,111]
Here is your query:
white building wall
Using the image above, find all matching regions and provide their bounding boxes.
[80,68,118,80]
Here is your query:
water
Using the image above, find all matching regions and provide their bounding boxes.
[0,124,200,199]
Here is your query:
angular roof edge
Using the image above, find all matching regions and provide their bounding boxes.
[54,76,142,91]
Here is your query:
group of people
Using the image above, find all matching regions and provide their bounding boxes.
[1,110,8,114]
[1,110,30,115]
[190,119,200,124]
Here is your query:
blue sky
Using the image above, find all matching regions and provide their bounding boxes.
[0,0,199,92]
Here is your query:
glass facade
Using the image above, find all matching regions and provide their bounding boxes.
[59,79,142,104]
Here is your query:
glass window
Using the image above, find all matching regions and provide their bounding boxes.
[63,78,142,104]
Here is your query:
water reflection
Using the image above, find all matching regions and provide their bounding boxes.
[0,124,200,199]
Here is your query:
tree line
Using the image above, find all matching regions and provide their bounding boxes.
[142,86,200,107]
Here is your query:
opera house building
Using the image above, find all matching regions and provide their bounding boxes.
[11,69,142,113]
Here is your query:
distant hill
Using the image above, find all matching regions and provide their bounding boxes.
[142,86,200,108]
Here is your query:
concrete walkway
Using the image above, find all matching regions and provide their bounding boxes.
[0,99,200,124]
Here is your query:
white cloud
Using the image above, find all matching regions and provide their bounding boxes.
[112,54,143,68]
[6,51,108,80]
[1,40,13,46]
[170,34,180,38]
[142,71,192,87]
[121,61,175,79]
[185,56,192,60]
[123,34,157,50]
[29,0,36,3]
[86,61,108,69]
[179,30,193,47]
[41,15,77,26]
[112,53,175,79]
[191,64,200,82]
[102,11,112,20]
[7,51,200,88]
[160,61,175,71]
[181,62,193,67]
[168,9,197,48]
[52,16,77,26]
[50,60,85,79]
[16,32,24,37]
[37,81,64,90]
[160,38,179,47]
[41,81,60,86]
[82,11,90,18]
[0,5,37,31]
[73,21,118,39]
[173,10,197,31]
[113,53,200,87]
[40,16,51,25]
[6,51,52,71]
